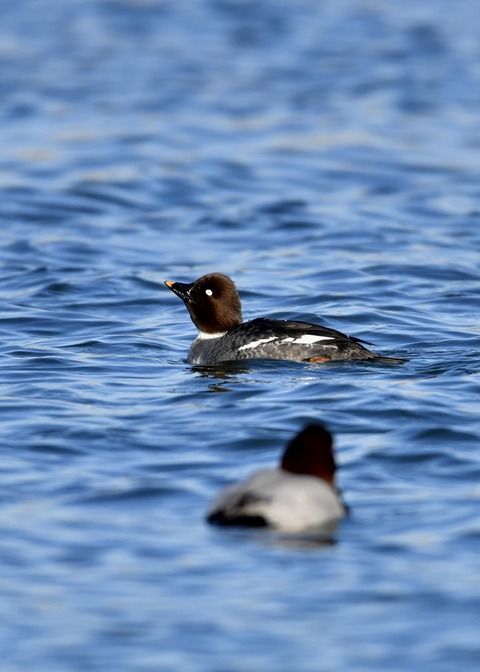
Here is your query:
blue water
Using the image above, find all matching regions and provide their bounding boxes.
[1,0,480,669]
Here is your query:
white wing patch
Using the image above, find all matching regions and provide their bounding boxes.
[238,336,278,351]
[238,333,333,352]
[290,334,334,345]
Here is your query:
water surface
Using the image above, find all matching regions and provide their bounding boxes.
[1,1,480,670]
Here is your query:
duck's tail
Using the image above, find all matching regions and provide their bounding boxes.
[373,355,407,365]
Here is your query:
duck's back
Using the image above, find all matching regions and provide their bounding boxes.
[207,468,345,532]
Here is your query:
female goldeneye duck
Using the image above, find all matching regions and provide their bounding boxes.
[164,272,406,365]
[207,424,347,533]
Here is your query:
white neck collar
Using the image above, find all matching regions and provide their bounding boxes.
[196,330,226,340]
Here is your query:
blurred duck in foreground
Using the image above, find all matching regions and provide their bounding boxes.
[207,424,347,534]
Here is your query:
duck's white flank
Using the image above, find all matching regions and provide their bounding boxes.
[208,469,345,533]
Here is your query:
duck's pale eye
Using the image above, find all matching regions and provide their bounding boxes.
[205,288,213,297]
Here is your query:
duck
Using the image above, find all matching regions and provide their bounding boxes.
[207,423,347,533]
[165,272,405,365]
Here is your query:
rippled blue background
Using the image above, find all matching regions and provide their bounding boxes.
[1,1,480,670]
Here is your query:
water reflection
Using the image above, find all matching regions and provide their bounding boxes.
[192,361,256,392]
[209,523,341,550]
